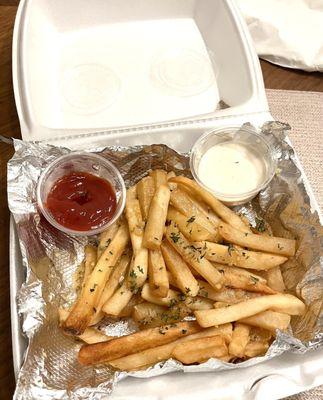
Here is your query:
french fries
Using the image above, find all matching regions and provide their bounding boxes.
[195,294,305,327]
[58,168,305,370]
[228,323,250,358]
[239,310,291,332]
[166,222,223,290]
[143,185,170,250]
[91,253,131,324]
[109,324,232,370]
[167,207,217,242]
[78,321,202,365]
[172,335,228,364]
[218,222,296,257]
[161,241,199,296]
[170,176,251,233]
[136,176,155,221]
[63,223,130,335]
[148,249,169,297]
[198,241,288,270]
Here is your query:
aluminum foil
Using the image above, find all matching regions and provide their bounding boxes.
[7,122,323,399]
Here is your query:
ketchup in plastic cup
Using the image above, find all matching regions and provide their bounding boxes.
[37,153,126,236]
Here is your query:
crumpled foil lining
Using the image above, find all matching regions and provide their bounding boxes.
[7,122,323,399]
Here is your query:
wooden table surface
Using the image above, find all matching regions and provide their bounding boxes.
[0,3,322,399]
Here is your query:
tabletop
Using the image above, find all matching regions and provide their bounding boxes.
[0,3,322,400]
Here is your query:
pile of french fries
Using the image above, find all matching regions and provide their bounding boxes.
[60,170,305,371]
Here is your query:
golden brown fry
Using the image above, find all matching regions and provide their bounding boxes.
[148,249,169,297]
[212,263,276,294]
[266,266,286,292]
[199,241,288,270]
[170,176,251,233]
[150,169,168,187]
[172,335,227,364]
[137,176,155,221]
[78,321,202,365]
[198,280,261,303]
[167,207,217,242]
[244,340,269,357]
[143,185,170,250]
[132,302,190,328]
[228,323,250,357]
[166,223,223,290]
[161,241,199,296]
[102,281,133,317]
[218,222,296,257]
[91,253,131,325]
[108,324,232,370]
[239,310,291,332]
[97,222,120,258]
[63,223,130,335]
[195,294,305,327]
[170,188,218,234]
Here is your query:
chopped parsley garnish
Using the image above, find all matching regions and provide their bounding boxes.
[228,244,235,256]
[137,265,144,274]
[90,283,98,293]
[129,270,137,279]
[250,276,259,284]
[181,329,187,334]
[186,216,196,224]
[170,232,180,243]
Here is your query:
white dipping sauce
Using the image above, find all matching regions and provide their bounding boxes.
[198,142,267,196]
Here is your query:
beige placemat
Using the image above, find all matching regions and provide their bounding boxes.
[266,89,322,211]
[266,90,323,399]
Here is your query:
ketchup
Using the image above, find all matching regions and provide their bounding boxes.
[46,172,117,231]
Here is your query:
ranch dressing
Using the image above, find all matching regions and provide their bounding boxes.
[198,142,267,197]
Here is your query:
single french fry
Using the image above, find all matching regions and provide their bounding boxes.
[97,222,120,258]
[199,241,288,270]
[148,249,169,297]
[143,185,170,250]
[166,223,223,289]
[150,169,168,187]
[91,253,131,325]
[167,207,218,242]
[132,302,191,328]
[244,340,269,357]
[195,294,305,327]
[172,335,227,364]
[198,280,261,303]
[141,283,183,307]
[102,281,133,316]
[170,176,251,233]
[239,310,291,332]
[212,263,276,294]
[228,323,250,357]
[161,241,199,296]
[218,223,296,257]
[78,321,202,365]
[136,176,155,221]
[266,266,286,292]
[108,324,232,370]
[63,223,130,335]
[170,188,218,234]
[83,245,97,286]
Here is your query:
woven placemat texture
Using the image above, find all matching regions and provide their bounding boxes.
[266,90,322,399]
[266,89,322,211]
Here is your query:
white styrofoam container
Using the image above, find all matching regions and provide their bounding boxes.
[10,0,322,399]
